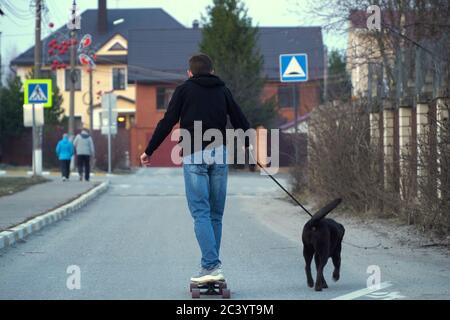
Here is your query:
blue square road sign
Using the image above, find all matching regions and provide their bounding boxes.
[279,54,309,82]
[24,79,53,108]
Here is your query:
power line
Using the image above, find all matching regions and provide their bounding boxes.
[381,22,450,63]
[44,0,65,27]
[5,0,32,15]
[3,12,30,28]
[0,33,34,37]
[2,0,33,20]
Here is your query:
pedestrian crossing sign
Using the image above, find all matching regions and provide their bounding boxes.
[24,79,53,108]
[279,54,308,82]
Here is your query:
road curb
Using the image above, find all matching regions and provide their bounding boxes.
[0,180,109,251]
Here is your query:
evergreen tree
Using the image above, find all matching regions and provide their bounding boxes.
[0,76,26,144]
[200,0,277,128]
[326,49,352,101]
[44,83,65,126]
[0,70,65,158]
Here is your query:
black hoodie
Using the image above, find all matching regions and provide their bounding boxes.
[145,74,250,157]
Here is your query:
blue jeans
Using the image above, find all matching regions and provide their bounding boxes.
[183,146,228,270]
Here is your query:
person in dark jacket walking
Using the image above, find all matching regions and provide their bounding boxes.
[140,54,250,284]
[73,129,95,181]
[55,133,74,181]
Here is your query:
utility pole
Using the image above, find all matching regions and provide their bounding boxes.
[33,0,42,176]
[0,31,2,87]
[0,32,2,161]
[107,93,112,174]
[68,0,77,138]
[323,46,328,103]
[89,68,93,132]
[34,0,42,79]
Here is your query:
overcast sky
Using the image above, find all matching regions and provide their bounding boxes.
[0,0,347,73]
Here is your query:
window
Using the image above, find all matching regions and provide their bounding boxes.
[156,87,175,110]
[74,116,83,131]
[65,69,81,91]
[277,86,299,108]
[41,69,57,83]
[117,114,127,128]
[113,68,126,90]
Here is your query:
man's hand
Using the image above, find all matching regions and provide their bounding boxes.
[140,152,151,167]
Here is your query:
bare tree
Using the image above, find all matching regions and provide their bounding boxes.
[298,0,449,101]
[290,0,449,236]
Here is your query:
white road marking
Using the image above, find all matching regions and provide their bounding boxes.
[367,291,406,300]
[116,184,131,189]
[332,282,393,300]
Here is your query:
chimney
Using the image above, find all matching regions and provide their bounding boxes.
[192,20,199,29]
[98,0,108,34]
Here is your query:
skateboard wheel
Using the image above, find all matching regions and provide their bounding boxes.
[190,283,197,292]
[192,288,201,299]
[222,288,231,299]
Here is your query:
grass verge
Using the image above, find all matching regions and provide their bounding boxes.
[0,176,49,197]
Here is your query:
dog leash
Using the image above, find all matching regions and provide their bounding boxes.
[248,148,383,251]
[343,241,382,250]
[247,147,313,217]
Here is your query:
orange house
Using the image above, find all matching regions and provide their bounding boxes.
[128,28,325,167]
[131,79,183,167]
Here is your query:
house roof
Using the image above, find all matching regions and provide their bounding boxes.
[11,8,185,66]
[128,67,187,84]
[128,27,325,83]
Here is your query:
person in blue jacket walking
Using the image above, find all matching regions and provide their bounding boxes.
[56,133,74,181]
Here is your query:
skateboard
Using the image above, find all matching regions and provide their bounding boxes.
[190,280,231,299]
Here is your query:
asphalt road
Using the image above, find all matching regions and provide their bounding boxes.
[0,168,449,300]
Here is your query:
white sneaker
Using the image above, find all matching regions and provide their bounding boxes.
[191,264,225,283]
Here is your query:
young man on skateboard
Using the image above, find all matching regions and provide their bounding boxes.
[140,54,250,283]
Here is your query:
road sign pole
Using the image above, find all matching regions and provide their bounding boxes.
[280,54,308,166]
[24,79,50,176]
[34,0,43,177]
[108,94,112,174]
[31,104,36,176]
[293,84,299,165]
[293,84,298,134]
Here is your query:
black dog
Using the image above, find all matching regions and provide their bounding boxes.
[302,199,345,291]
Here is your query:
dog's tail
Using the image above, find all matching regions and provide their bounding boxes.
[310,198,342,222]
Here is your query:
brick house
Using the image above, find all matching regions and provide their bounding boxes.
[128,28,325,167]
